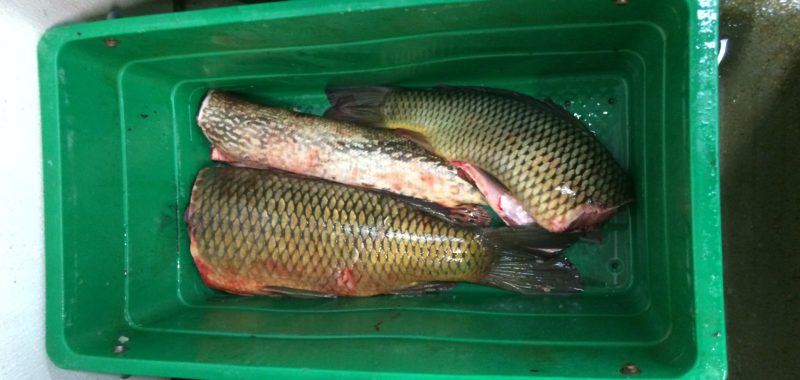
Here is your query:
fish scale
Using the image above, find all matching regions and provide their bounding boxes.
[187,167,495,296]
[196,91,487,211]
[346,87,631,232]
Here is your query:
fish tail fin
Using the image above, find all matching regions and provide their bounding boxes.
[324,86,393,127]
[481,254,583,294]
[479,227,583,294]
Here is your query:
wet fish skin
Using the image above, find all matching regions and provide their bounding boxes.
[185,167,582,297]
[325,86,632,232]
[196,91,486,209]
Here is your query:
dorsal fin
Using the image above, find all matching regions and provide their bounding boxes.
[324,86,393,127]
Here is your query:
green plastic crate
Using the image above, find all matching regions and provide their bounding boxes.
[40,0,724,378]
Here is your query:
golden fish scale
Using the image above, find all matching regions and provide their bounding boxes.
[382,89,630,226]
[187,167,491,296]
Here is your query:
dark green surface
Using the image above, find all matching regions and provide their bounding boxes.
[719,1,800,379]
[40,0,724,378]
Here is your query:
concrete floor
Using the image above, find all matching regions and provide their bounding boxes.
[719,0,800,379]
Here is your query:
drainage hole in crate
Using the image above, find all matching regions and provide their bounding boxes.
[608,259,623,273]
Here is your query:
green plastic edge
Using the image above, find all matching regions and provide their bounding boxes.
[682,0,727,379]
[39,23,69,368]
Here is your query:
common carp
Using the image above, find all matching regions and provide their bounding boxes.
[325,86,632,232]
[185,167,583,297]
[196,91,488,224]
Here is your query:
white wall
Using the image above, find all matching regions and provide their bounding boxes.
[0,1,159,379]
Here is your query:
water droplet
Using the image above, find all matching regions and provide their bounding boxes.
[103,38,119,48]
[555,185,576,196]
[620,363,641,375]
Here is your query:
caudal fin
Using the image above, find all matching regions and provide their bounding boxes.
[324,86,393,127]
[481,254,582,294]
[478,226,583,294]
